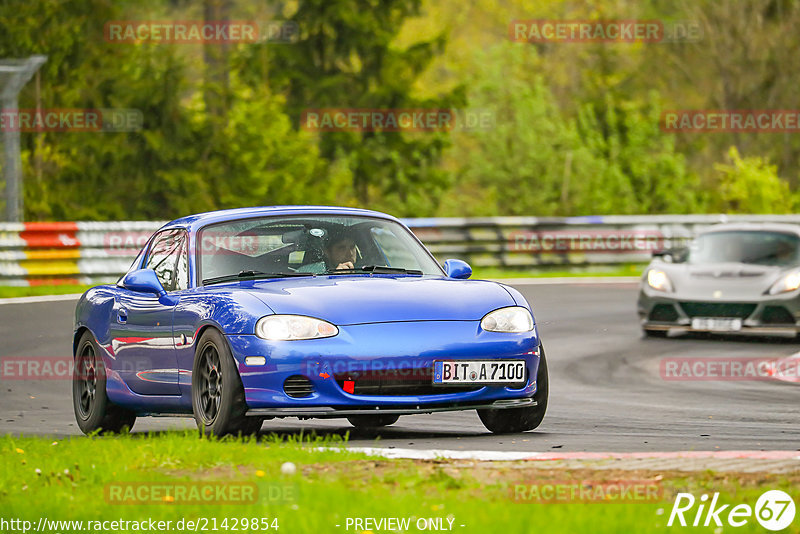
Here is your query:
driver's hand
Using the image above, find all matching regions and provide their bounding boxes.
[336,262,354,270]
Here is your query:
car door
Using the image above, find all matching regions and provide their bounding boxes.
[111,229,188,396]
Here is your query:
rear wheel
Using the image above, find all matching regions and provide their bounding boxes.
[477,344,548,434]
[346,414,400,428]
[72,331,136,435]
[192,329,258,437]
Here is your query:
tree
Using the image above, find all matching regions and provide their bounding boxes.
[1,0,328,220]
[443,43,702,216]
[712,146,796,214]
[263,0,463,215]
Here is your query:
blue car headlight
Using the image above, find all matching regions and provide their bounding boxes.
[255,315,339,341]
[481,306,534,333]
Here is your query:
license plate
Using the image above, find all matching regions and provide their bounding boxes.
[691,317,742,332]
[433,360,526,384]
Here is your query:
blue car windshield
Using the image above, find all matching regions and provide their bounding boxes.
[198,215,444,282]
[688,231,800,266]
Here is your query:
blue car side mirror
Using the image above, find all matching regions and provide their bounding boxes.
[443,259,472,279]
[121,269,167,297]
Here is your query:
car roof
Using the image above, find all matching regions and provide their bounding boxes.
[700,222,800,237]
[158,206,400,233]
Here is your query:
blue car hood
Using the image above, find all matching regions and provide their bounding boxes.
[238,275,517,325]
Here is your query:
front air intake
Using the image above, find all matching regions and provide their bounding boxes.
[679,302,757,319]
[762,306,795,325]
[283,375,314,398]
[648,303,679,322]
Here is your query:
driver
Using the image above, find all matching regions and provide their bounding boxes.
[298,232,357,273]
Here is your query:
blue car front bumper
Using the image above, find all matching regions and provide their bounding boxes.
[226,320,541,416]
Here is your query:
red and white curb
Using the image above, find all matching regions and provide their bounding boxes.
[771,352,800,384]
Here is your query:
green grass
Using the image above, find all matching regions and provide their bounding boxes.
[472,264,645,279]
[1,433,796,534]
[0,284,94,298]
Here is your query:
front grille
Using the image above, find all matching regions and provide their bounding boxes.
[648,303,679,322]
[762,306,796,325]
[335,367,483,396]
[679,302,757,319]
[283,375,314,398]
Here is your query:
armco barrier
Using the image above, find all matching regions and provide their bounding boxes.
[2,214,800,286]
[0,221,162,286]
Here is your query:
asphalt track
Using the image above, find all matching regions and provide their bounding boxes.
[1,281,797,452]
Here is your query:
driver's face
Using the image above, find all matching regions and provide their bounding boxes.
[326,239,357,265]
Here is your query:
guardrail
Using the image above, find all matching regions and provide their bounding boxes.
[2,214,800,286]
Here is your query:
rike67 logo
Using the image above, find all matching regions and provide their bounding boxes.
[668,490,795,531]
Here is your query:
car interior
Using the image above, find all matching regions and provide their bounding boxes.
[199,220,393,281]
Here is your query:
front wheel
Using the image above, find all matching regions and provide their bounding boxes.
[72,331,136,435]
[477,344,548,434]
[191,329,257,437]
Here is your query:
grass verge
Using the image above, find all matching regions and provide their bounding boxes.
[472,264,645,279]
[1,433,796,533]
[0,285,94,299]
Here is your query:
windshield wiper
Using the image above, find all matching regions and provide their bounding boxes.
[325,265,423,275]
[203,270,315,285]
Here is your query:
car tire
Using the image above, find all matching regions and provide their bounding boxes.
[192,329,255,437]
[642,328,668,338]
[239,417,265,435]
[72,331,136,435]
[346,414,400,428]
[477,344,548,434]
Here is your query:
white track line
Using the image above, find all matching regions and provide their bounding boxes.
[0,293,83,305]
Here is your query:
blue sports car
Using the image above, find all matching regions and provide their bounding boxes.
[72,206,547,435]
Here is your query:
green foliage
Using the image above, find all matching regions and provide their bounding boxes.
[264,0,464,216]
[5,0,329,220]
[573,92,704,215]
[713,147,797,214]
[443,43,702,216]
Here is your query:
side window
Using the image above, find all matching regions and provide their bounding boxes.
[175,238,189,290]
[145,230,188,292]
